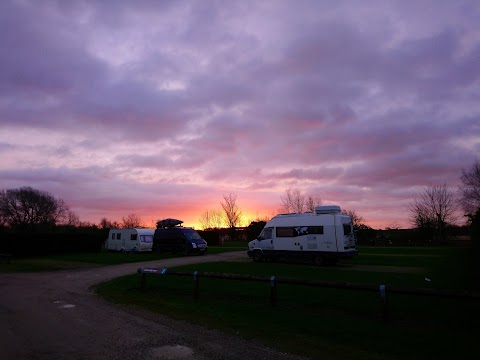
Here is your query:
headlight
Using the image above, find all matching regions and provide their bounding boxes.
[192,243,197,248]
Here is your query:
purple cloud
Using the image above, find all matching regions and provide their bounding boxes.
[1,0,479,229]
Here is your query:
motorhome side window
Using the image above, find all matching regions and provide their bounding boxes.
[260,228,273,240]
[343,224,352,235]
[130,234,137,241]
[276,226,324,237]
[276,227,297,237]
[116,233,121,240]
[309,226,324,234]
[111,233,115,240]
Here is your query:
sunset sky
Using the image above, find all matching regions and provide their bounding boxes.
[1,0,479,230]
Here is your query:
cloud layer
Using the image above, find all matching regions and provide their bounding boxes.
[1,0,479,228]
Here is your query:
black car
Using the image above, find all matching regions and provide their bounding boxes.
[152,227,208,255]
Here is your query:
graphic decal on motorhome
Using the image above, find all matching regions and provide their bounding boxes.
[276,226,324,237]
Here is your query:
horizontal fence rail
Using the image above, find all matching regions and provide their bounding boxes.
[137,267,480,300]
[137,267,480,322]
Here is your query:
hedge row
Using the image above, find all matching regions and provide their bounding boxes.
[0,228,107,256]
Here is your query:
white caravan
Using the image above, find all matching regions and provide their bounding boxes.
[106,228,155,252]
[247,205,357,265]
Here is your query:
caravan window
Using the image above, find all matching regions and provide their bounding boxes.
[131,234,138,241]
[111,233,115,240]
[140,235,153,243]
[116,233,121,240]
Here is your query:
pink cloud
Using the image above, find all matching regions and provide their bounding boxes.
[1,0,479,229]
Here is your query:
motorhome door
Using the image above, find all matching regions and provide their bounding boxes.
[258,227,274,250]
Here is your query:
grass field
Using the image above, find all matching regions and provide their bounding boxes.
[0,243,245,272]
[96,246,479,360]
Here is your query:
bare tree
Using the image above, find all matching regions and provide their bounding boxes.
[221,193,242,229]
[243,213,272,227]
[280,188,321,213]
[280,188,305,213]
[61,210,81,227]
[410,184,457,241]
[306,195,322,212]
[386,222,401,230]
[0,187,68,230]
[342,208,365,229]
[459,159,480,215]
[121,213,142,228]
[99,217,120,229]
[199,209,225,230]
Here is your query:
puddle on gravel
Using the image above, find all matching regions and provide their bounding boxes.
[60,304,76,308]
[53,300,76,309]
[150,345,194,359]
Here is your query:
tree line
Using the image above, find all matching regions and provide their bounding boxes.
[1,159,479,243]
[408,160,480,242]
[0,186,148,231]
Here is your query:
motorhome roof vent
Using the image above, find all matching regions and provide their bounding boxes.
[314,205,341,214]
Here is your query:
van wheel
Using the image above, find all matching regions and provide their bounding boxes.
[314,255,324,266]
[252,251,263,262]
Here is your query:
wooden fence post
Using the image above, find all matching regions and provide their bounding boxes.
[379,284,388,322]
[141,272,146,291]
[270,276,277,307]
[193,271,200,300]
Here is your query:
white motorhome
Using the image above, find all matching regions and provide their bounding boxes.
[247,205,357,265]
[106,228,155,252]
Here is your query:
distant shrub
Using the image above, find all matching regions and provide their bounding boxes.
[469,209,480,289]
[198,230,220,246]
[246,221,266,241]
[355,225,376,245]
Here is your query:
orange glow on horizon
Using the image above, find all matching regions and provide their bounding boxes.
[136,207,278,230]
[81,201,411,231]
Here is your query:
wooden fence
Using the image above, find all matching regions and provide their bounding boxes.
[137,267,480,321]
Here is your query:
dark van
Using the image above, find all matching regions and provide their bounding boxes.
[152,227,208,255]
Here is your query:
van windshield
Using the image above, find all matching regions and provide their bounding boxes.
[180,229,202,242]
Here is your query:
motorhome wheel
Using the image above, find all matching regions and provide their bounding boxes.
[314,255,324,266]
[252,251,263,262]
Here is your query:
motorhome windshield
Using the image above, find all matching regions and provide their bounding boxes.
[180,229,202,241]
[258,228,273,240]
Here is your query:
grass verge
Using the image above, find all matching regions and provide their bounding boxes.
[0,243,246,272]
[96,247,479,359]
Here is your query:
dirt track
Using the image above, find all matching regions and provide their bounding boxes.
[0,251,306,360]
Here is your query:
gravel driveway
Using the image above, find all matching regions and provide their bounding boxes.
[0,252,307,360]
